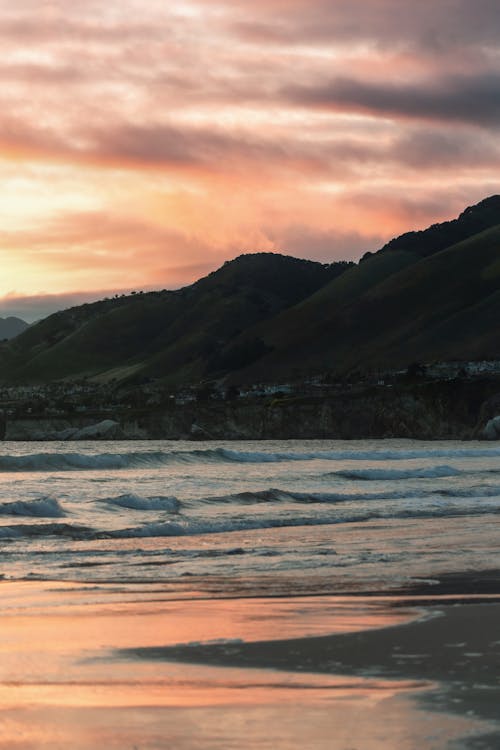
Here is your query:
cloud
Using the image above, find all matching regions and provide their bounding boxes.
[283,72,500,128]
[0,290,121,323]
[0,0,497,309]
[263,225,384,263]
[0,262,217,323]
[225,0,500,53]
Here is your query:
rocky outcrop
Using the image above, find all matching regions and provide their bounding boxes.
[6,418,124,441]
[482,416,500,440]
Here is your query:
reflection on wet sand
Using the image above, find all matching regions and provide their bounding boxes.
[0,581,496,749]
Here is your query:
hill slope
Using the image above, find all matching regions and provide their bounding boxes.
[2,195,500,386]
[0,317,28,341]
[0,254,349,383]
[233,199,500,379]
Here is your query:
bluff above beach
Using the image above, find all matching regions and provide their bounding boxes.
[4,371,500,440]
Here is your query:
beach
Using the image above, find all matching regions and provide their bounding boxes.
[1,438,500,747]
[0,579,498,749]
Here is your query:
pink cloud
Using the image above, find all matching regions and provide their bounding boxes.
[0,0,496,306]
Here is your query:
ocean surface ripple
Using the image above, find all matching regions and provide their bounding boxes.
[0,438,499,591]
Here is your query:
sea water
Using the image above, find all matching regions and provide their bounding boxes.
[1,438,499,749]
[0,438,499,590]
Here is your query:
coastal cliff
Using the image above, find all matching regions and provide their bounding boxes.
[4,378,499,441]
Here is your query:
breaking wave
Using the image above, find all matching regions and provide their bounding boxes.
[1,501,499,542]
[101,494,181,512]
[197,488,411,505]
[0,451,174,472]
[104,504,498,539]
[0,497,65,518]
[2,444,500,472]
[331,465,462,481]
[106,485,500,509]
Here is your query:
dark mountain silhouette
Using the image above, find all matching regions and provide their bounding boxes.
[236,221,500,380]
[0,317,28,341]
[377,195,500,259]
[1,195,500,385]
[0,254,350,383]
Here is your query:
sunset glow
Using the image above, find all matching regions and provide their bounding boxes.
[0,0,499,319]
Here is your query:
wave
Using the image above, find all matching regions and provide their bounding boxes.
[0,448,287,472]
[197,488,411,505]
[105,516,350,539]
[0,451,167,472]
[0,522,94,539]
[101,494,180,512]
[98,486,472,510]
[0,497,65,518]
[211,447,500,464]
[2,444,499,472]
[1,500,498,541]
[105,504,497,539]
[437,484,500,498]
[331,465,461,481]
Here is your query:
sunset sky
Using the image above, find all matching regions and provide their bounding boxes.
[0,0,499,320]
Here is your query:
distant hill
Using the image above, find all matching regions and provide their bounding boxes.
[0,254,350,383]
[233,195,500,379]
[0,317,28,341]
[377,195,500,259]
[2,195,500,386]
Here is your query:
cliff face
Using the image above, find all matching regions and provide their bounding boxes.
[4,379,499,441]
[149,381,491,440]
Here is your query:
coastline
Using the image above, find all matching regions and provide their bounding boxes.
[0,438,499,747]
[3,375,500,440]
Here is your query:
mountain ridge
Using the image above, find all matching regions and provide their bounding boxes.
[1,253,350,383]
[1,195,500,385]
[0,317,28,341]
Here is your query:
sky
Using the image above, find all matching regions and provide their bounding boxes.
[0,0,499,321]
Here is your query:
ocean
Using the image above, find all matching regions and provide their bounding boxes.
[1,438,499,590]
[1,438,499,749]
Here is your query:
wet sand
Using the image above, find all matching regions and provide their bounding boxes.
[0,579,498,748]
[128,599,500,719]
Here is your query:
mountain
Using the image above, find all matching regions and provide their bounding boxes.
[0,254,350,383]
[377,195,500,259]
[232,195,500,379]
[2,195,500,386]
[0,317,28,341]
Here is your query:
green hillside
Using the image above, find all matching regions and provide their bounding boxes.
[2,195,500,386]
[378,195,500,258]
[0,253,349,384]
[236,221,500,379]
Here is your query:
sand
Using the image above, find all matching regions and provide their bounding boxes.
[0,579,498,749]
